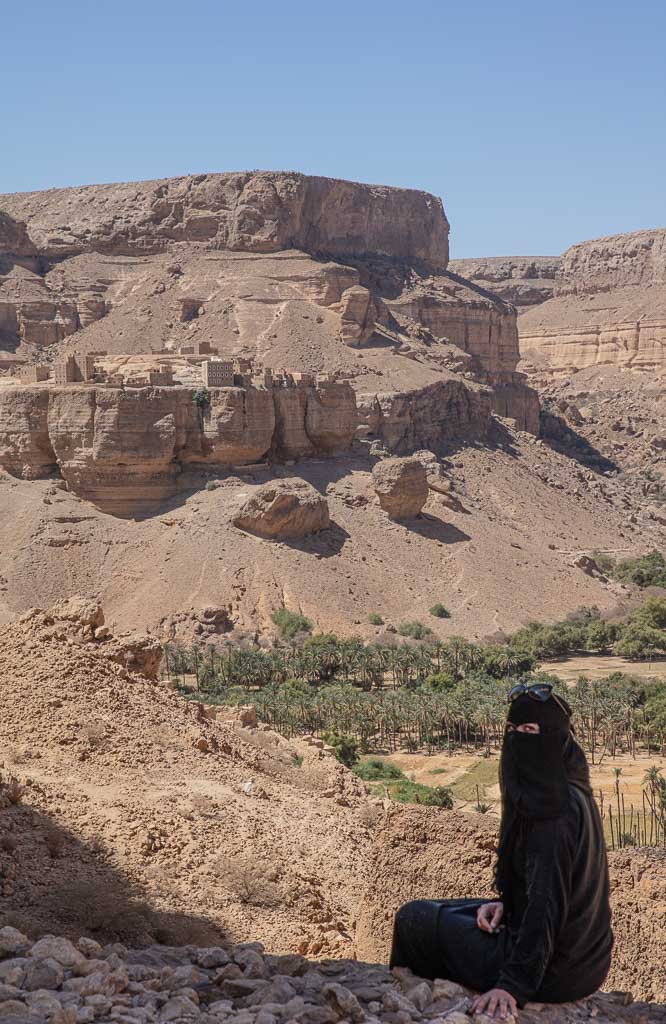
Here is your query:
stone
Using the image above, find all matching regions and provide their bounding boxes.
[24,958,66,991]
[0,927,30,958]
[194,948,229,969]
[372,457,428,520]
[234,479,330,540]
[406,981,432,1011]
[0,958,27,987]
[323,982,365,1022]
[76,939,102,958]
[30,936,85,969]
[158,995,199,1021]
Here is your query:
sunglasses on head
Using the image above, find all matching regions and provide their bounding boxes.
[507,683,569,717]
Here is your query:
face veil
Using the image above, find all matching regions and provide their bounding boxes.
[494,692,592,905]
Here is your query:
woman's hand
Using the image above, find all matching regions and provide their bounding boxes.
[470,987,517,1020]
[476,901,504,933]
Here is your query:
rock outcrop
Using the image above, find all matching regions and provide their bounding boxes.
[0,382,357,516]
[358,379,493,452]
[372,457,428,519]
[518,229,666,376]
[449,256,560,307]
[0,172,451,267]
[234,478,330,539]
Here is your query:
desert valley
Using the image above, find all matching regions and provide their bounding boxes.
[0,172,664,1024]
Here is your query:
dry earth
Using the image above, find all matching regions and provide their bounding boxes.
[0,607,664,1016]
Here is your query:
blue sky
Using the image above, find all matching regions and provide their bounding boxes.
[3,1,665,257]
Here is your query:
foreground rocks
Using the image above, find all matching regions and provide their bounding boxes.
[0,928,660,1024]
[372,458,428,520]
[234,479,330,539]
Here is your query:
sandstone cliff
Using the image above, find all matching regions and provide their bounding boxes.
[0,381,357,515]
[0,172,450,266]
[518,228,666,375]
[448,256,560,307]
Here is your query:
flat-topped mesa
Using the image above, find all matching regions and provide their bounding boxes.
[0,171,451,268]
[555,227,666,296]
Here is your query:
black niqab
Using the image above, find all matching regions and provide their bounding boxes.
[495,693,592,910]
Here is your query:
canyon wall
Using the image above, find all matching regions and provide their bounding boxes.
[556,227,666,296]
[448,256,560,307]
[518,228,666,375]
[0,172,450,267]
[0,382,358,516]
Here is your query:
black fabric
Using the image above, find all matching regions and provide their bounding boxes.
[390,786,613,1007]
[507,690,572,731]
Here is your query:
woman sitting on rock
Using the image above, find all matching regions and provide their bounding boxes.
[390,685,613,1020]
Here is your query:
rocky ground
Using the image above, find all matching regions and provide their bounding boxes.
[0,928,662,1024]
[0,607,664,1013]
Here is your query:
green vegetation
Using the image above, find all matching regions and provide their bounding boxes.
[352,758,453,807]
[448,759,500,803]
[430,603,451,619]
[321,731,359,768]
[595,549,666,589]
[367,612,384,626]
[397,620,433,639]
[271,608,313,640]
[164,596,666,762]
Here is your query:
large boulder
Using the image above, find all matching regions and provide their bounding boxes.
[372,457,428,520]
[234,479,330,540]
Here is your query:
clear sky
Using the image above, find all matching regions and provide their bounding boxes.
[3,0,665,257]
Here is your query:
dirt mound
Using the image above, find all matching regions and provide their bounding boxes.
[0,604,371,957]
[355,808,666,1004]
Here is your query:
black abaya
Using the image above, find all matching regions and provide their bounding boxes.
[390,784,613,1008]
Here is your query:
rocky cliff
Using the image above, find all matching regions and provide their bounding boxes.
[0,172,450,266]
[448,256,560,307]
[0,381,358,515]
[518,229,666,375]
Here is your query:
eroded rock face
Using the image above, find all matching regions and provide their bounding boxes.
[234,478,330,539]
[449,256,560,307]
[0,387,56,478]
[518,229,666,376]
[557,228,666,296]
[358,379,493,453]
[0,383,357,516]
[372,457,428,519]
[0,172,451,267]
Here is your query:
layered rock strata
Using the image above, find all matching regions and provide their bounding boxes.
[0,172,450,266]
[0,382,357,516]
[518,228,666,375]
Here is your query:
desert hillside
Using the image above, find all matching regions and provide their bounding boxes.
[0,175,663,638]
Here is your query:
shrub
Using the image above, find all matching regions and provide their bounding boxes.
[205,480,220,491]
[354,758,405,782]
[390,781,454,808]
[430,603,451,619]
[321,731,359,768]
[368,612,384,626]
[397,621,433,639]
[271,608,313,640]
[613,550,666,589]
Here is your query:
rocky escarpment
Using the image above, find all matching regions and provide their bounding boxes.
[518,229,666,376]
[448,256,561,307]
[0,172,450,267]
[0,382,357,516]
